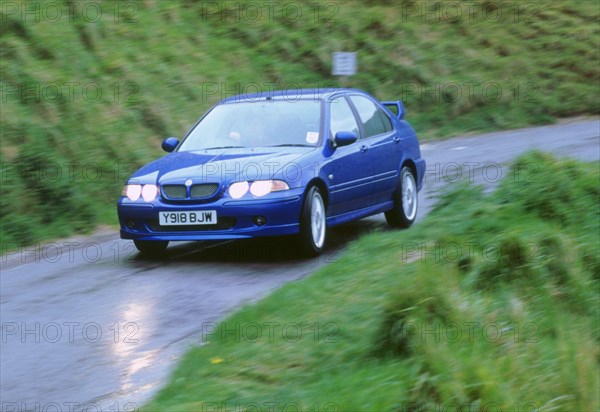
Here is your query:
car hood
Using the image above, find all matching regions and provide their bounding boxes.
[128,148,310,185]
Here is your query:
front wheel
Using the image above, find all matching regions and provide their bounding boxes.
[133,240,169,256]
[298,186,327,256]
[385,166,418,228]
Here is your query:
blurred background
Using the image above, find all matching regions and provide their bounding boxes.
[1,0,598,248]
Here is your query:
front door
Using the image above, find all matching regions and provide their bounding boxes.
[323,96,375,216]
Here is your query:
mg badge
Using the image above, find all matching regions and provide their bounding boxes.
[185,179,193,186]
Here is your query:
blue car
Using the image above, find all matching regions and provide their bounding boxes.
[117,88,425,256]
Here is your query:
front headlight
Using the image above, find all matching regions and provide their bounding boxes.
[229,180,289,199]
[249,180,272,197]
[123,184,142,201]
[229,181,250,199]
[141,184,158,202]
[122,184,158,202]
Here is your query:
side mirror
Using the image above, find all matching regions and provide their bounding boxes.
[162,137,179,153]
[334,131,358,147]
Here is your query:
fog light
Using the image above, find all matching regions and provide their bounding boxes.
[253,216,267,226]
[126,220,135,229]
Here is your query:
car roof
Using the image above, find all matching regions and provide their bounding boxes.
[219,88,368,103]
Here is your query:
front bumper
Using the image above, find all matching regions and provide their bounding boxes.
[117,188,305,241]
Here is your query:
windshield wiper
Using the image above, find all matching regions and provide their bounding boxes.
[269,144,314,147]
[201,146,246,150]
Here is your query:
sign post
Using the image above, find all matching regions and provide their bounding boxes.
[332,52,357,87]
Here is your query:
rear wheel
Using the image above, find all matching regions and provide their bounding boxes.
[385,166,418,228]
[133,240,169,256]
[298,186,327,256]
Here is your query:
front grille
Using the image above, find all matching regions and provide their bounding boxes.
[147,217,236,232]
[190,183,219,199]
[162,185,187,199]
[161,183,220,200]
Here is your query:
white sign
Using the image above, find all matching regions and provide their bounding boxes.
[332,52,357,76]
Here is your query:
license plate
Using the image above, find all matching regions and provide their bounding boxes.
[159,210,217,226]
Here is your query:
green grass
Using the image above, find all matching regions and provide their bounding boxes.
[1,0,599,247]
[144,152,599,411]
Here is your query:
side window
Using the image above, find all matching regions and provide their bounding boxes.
[329,97,360,139]
[349,95,393,138]
[377,108,394,133]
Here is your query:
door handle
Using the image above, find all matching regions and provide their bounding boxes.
[360,145,368,152]
[393,136,401,143]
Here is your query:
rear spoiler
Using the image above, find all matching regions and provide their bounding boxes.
[382,101,406,120]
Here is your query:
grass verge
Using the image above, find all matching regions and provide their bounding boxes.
[144,151,599,411]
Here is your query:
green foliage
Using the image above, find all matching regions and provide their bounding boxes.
[1,0,599,247]
[372,262,460,358]
[496,151,600,227]
[144,153,599,411]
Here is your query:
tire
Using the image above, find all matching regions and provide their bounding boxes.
[298,186,327,256]
[385,166,418,228]
[133,240,169,256]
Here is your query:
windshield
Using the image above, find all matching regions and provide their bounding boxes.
[178,99,322,151]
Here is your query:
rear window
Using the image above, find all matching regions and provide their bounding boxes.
[349,95,393,138]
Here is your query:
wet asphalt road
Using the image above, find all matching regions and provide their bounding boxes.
[1,118,598,410]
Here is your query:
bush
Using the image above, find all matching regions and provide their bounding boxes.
[373,263,459,358]
[495,151,599,229]
[474,232,537,289]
